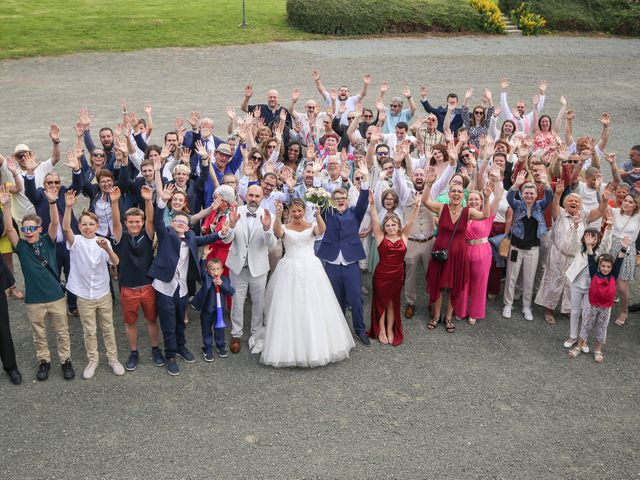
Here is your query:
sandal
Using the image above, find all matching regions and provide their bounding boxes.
[445,317,455,333]
[468,317,476,325]
[594,351,604,364]
[568,346,581,359]
[427,315,439,330]
[614,313,627,326]
[544,314,556,325]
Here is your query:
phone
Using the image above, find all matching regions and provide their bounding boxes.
[510,249,518,262]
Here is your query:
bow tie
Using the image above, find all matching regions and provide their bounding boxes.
[246,212,257,218]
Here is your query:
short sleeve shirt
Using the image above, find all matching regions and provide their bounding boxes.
[14,234,65,304]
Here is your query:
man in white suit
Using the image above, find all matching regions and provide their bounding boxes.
[223,185,276,354]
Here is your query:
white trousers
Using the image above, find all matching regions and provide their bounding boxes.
[230,268,268,340]
[504,246,539,310]
[569,283,589,339]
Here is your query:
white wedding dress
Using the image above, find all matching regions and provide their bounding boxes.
[260,225,356,368]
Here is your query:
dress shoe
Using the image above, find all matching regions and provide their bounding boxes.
[357,332,371,347]
[36,360,51,381]
[404,304,415,319]
[8,369,22,385]
[230,337,241,354]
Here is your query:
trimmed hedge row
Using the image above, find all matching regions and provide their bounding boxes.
[286,0,486,35]
[500,0,640,35]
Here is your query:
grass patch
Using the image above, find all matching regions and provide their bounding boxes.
[0,0,323,60]
[287,0,485,35]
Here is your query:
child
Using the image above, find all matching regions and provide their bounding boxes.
[63,190,123,379]
[191,258,234,361]
[569,234,631,363]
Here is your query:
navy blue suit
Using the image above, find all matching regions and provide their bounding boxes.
[317,187,369,335]
[24,172,83,311]
[191,262,234,354]
[147,205,222,359]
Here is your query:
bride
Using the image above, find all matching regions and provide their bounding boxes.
[260,198,356,368]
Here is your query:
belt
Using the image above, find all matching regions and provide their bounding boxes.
[409,235,434,243]
[467,237,488,245]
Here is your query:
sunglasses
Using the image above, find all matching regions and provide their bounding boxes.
[21,225,40,233]
[354,176,363,181]
[474,111,484,115]
[92,153,106,158]
[251,155,263,161]
[363,114,373,118]
[288,148,300,153]
[46,180,61,185]
[347,117,355,121]
[266,145,277,149]
[390,104,400,108]
[562,160,579,164]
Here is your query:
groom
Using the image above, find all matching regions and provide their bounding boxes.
[317,159,371,346]
[223,184,276,354]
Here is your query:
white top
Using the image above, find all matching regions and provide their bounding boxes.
[152,240,189,297]
[611,208,640,242]
[494,194,511,224]
[322,94,360,126]
[574,181,605,229]
[65,235,112,300]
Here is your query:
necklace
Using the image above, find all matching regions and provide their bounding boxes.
[450,205,460,215]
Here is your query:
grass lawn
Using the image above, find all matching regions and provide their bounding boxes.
[0,0,323,60]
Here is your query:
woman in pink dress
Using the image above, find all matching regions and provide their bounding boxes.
[457,181,504,324]
[367,190,422,346]
[532,95,566,164]
[422,170,492,333]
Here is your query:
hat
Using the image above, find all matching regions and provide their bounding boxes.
[14,144,33,155]
[215,144,233,156]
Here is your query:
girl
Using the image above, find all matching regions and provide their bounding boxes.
[367,189,421,346]
[62,191,123,379]
[568,236,631,363]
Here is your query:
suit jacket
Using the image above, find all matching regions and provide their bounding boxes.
[191,262,234,313]
[147,205,222,283]
[221,205,276,277]
[24,171,83,234]
[317,187,368,263]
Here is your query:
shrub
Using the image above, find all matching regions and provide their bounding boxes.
[509,2,547,35]
[286,0,486,35]
[469,0,506,33]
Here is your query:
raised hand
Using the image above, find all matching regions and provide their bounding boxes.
[211,195,223,212]
[228,203,240,226]
[600,112,611,127]
[311,69,320,81]
[74,121,84,138]
[532,95,540,108]
[23,151,38,173]
[560,96,567,106]
[446,143,458,162]
[0,186,9,205]
[160,145,171,160]
[500,77,509,90]
[483,88,492,102]
[109,186,121,203]
[368,189,375,206]
[538,80,549,94]
[187,111,201,129]
[419,86,428,98]
[555,179,565,194]
[604,152,616,164]
[514,169,527,187]
[275,200,284,217]
[260,209,272,230]
[282,168,296,189]
[291,88,300,102]
[140,185,153,201]
[49,124,61,143]
[329,88,337,101]
[144,104,152,115]
[425,166,437,185]
[96,237,111,251]
[64,150,80,171]
[200,119,213,139]
[402,85,411,98]
[482,180,494,199]
[244,84,253,98]
[464,89,473,101]
[181,148,192,165]
[493,106,502,117]
[566,110,575,121]
[6,156,17,174]
[220,218,231,237]
[363,73,373,85]
[65,190,77,207]
[78,108,92,129]
[194,140,208,158]
[378,81,389,95]
[160,183,176,202]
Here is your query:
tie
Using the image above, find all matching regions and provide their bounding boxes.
[246,212,257,218]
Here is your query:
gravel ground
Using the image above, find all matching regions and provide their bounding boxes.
[0,36,639,479]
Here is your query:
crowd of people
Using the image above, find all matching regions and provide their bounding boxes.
[1,71,639,383]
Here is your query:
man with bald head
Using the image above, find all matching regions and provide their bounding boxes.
[241,85,291,131]
[223,184,277,354]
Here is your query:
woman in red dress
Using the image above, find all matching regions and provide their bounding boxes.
[422,170,492,333]
[368,190,422,346]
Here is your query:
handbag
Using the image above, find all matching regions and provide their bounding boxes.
[431,207,463,262]
[498,233,512,257]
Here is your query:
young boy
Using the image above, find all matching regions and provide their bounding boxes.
[191,258,234,361]
[63,190,123,379]
[1,185,74,381]
[569,235,631,363]
[110,185,164,371]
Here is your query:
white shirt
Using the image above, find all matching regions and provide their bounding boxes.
[65,235,112,300]
[152,240,189,297]
[611,208,640,242]
[322,95,361,126]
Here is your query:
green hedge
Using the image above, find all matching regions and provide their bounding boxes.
[287,0,485,35]
[500,0,640,35]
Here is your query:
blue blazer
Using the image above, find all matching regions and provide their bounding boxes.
[191,261,234,313]
[24,171,83,234]
[147,205,221,283]
[317,187,368,263]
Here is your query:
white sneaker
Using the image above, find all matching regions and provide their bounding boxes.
[250,341,264,355]
[109,360,125,376]
[502,305,512,319]
[523,309,534,321]
[563,339,577,348]
[83,361,98,379]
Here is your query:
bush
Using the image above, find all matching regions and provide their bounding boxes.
[287,0,486,35]
[470,0,506,33]
[509,2,546,35]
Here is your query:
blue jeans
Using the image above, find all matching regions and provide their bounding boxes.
[200,311,226,354]
[155,287,188,359]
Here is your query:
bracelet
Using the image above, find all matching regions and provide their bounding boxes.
[52,140,60,145]
[49,200,57,205]
[620,247,628,254]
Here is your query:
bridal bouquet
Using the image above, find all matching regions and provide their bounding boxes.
[304,187,336,213]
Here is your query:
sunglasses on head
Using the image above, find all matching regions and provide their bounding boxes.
[21,225,40,233]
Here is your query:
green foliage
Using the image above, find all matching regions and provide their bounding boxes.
[470,0,507,33]
[0,0,322,60]
[500,0,640,35]
[287,0,485,35]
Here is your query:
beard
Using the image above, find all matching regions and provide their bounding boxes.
[247,202,259,213]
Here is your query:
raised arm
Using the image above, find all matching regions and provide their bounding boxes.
[49,124,62,166]
[357,73,372,100]
[368,190,384,246]
[402,190,422,240]
[598,112,611,152]
[110,186,123,243]
[0,187,19,247]
[564,109,575,146]
[551,179,564,220]
[240,84,253,113]
[421,168,444,215]
[604,152,621,185]
[499,78,515,121]
[554,96,567,132]
[273,200,285,239]
[62,190,77,246]
[140,185,155,239]
[312,69,331,104]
